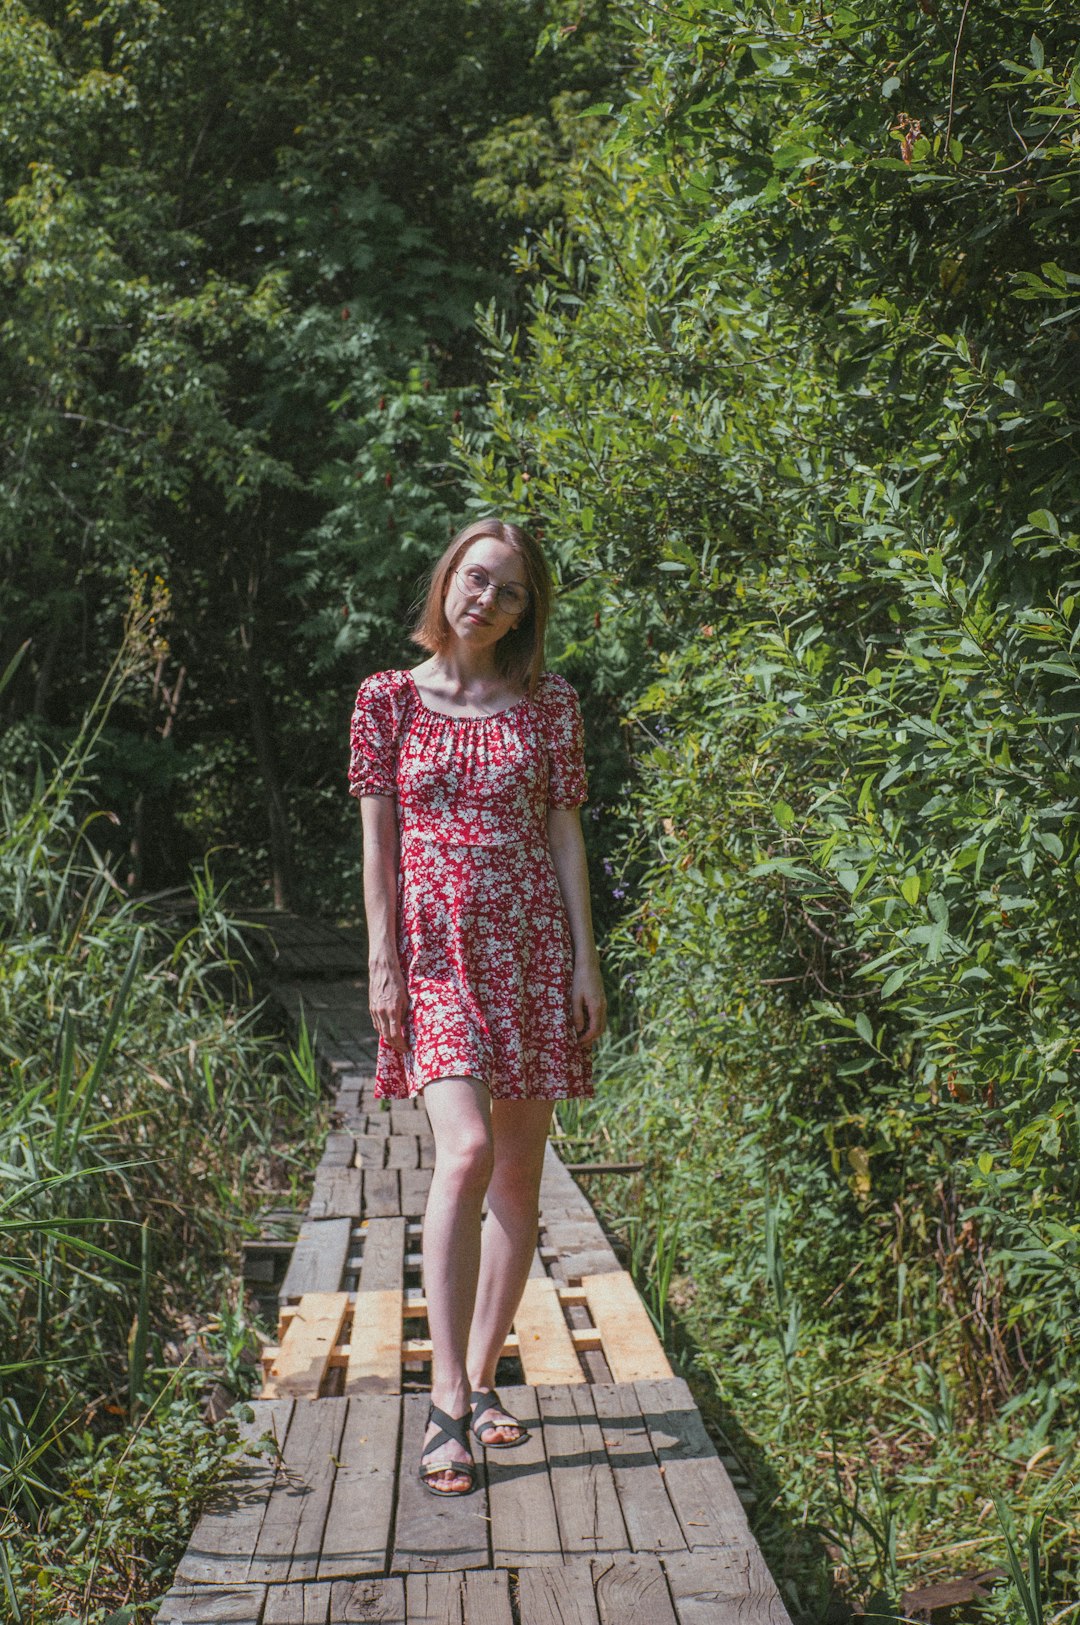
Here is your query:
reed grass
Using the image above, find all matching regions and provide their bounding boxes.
[0,588,325,1619]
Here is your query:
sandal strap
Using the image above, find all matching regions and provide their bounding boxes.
[470,1389,525,1442]
[423,1403,473,1465]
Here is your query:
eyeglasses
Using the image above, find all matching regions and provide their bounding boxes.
[454,564,530,617]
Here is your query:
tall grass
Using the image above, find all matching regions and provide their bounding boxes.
[0,587,323,1618]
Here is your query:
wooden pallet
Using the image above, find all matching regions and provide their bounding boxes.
[161,932,792,1625]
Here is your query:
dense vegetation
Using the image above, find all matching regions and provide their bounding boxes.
[2,0,1077,1618]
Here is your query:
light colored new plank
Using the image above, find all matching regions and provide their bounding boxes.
[582,1273,673,1383]
[345,1291,402,1393]
[514,1272,585,1385]
[264,1292,349,1398]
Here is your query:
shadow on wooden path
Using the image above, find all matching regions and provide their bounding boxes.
[159,914,792,1625]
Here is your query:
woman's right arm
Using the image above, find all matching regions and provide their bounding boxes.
[360,794,408,1052]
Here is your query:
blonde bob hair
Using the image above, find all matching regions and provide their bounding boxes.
[410,518,552,695]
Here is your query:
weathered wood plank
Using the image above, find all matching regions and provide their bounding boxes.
[360,1218,406,1290]
[329,1578,407,1623]
[591,1383,685,1553]
[364,1169,402,1218]
[279,1219,352,1304]
[264,1293,349,1398]
[318,1393,400,1578]
[176,1399,293,1583]
[662,1549,794,1624]
[321,1132,356,1168]
[594,1556,679,1625]
[462,1571,514,1625]
[385,1133,419,1170]
[399,1167,433,1215]
[636,1379,752,1550]
[391,1392,490,1572]
[538,1384,628,1558]
[485,1384,561,1568]
[404,1572,464,1624]
[156,1584,267,1623]
[355,1134,387,1169]
[309,1168,364,1221]
[581,1273,673,1383]
[516,1567,601,1624]
[248,1397,346,1583]
[263,1581,332,1624]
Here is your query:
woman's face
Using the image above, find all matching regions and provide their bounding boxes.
[443,537,529,648]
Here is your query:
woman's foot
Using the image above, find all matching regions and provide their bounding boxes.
[419,1403,476,1496]
[469,1387,530,1448]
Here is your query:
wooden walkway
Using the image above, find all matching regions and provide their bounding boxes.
[159,916,792,1625]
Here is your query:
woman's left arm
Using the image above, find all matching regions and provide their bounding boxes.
[547,806,607,1045]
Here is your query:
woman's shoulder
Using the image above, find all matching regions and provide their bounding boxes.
[354,669,413,705]
[534,669,580,708]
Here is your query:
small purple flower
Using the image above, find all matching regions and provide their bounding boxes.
[612,886,626,900]
[603,859,614,876]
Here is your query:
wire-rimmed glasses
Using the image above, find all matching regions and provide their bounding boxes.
[454,564,529,617]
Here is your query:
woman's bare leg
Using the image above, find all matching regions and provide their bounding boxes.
[420,1075,494,1491]
[466,1097,553,1440]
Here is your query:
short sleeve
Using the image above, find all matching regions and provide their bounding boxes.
[348,673,403,799]
[540,673,588,809]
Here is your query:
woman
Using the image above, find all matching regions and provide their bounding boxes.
[348,517,606,1496]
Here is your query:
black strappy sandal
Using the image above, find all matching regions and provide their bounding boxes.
[418,1404,477,1496]
[470,1388,531,1450]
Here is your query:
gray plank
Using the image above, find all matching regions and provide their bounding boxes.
[517,1567,600,1624]
[399,1168,433,1216]
[156,1585,267,1624]
[248,1398,347,1583]
[263,1582,332,1624]
[330,1578,407,1623]
[279,1219,352,1304]
[321,1132,357,1167]
[360,1217,406,1291]
[355,1134,387,1169]
[636,1380,752,1549]
[463,1572,514,1625]
[319,1394,401,1578]
[385,1133,419,1169]
[538,1383,628,1557]
[176,1399,294,1583]
[364,1169,402,1218]
[594,1556,679,1624]
[662,1550,794,1625]
[592,1384,685,1553]
[391,1392,490,1571]
[404,1572,464,1623]
[309,1168,364,1220]
[485,1384,561,1567]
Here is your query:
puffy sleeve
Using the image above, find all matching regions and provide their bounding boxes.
[348,673,402,799]
[539,673,588,809]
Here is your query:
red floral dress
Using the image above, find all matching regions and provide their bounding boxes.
[348,669,593,1101]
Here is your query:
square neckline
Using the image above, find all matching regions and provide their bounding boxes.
[405,669,530,722]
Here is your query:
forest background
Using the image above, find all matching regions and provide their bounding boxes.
[1,0,1078,1620]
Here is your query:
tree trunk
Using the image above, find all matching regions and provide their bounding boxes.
[239,574,295,912]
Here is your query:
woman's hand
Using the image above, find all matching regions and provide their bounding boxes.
[369,955,409,1052]
[572,957,607,1047]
